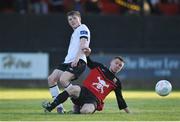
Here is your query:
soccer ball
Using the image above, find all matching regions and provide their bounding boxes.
[155,80,172,96]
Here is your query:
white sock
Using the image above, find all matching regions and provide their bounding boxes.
[49,85,64,108]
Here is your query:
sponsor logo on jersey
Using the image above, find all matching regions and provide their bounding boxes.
[80,30,88,35]
[113,78,117,83]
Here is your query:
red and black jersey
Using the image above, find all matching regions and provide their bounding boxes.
[82,56,127,111]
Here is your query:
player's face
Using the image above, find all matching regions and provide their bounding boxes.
[67,15,81,29]
[109,59,124,73]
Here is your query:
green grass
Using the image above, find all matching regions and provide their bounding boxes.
[0,88,180,121]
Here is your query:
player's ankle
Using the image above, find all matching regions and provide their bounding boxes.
[57,106,66,114]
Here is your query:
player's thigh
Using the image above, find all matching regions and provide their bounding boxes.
[66,85,81,97]
[80,103,96,114]
[48,69,63,83]
[65,59,86,80]
[60,71,75,86]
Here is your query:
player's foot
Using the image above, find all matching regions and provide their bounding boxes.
[42,101,52,113]
[66,110,80,114]
[57,107,66,114]
[73,104,80,114]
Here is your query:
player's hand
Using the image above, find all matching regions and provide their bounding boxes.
[82,47,91,56]
[123,107,130,113]
[71,58,79,67]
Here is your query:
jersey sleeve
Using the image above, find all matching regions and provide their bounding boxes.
[79,25,90,40]
[114,80,128,110]
[87,56,102,69]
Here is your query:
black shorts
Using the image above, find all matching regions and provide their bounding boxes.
[71,86,98,109]
[57,59,86,80]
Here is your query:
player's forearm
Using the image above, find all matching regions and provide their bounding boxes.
[115,89,128,111]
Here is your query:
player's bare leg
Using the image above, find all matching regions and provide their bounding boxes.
[65,85,81,114]
[65,85,81,97]
[65,85,96,114]
[42,85,81,113]
[42,90,70,113]
[59,71,75,88]
[48,69,65,113]
[80,104,96,114]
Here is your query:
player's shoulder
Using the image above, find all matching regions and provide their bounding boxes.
[77,24,89,31]
[80,24,88,28]
[76,24,90,36]
[98,62,107,69]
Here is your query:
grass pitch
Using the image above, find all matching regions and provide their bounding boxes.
[0,88,180,121]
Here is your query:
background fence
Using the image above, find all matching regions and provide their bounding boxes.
[0,14,180,89]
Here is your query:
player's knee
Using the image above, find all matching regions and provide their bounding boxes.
[66,85,80,97]
[80,108,94,114]
[59,77,70,88]
[80,105,95,114]
[60,71,75,88]
[48,76,56,85]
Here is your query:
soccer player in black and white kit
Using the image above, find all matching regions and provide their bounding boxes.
[43,48,130,114]
[47,11,90,113]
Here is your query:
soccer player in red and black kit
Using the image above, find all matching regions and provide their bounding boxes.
[42,48,130,114]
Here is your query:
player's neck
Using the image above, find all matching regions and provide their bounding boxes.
[109,68,116,74]
[73,24,81,30]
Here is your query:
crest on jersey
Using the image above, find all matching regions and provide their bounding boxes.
[92,76,109,93]
[113,78,117,83]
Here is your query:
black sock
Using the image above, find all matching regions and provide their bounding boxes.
[50,91,69,110]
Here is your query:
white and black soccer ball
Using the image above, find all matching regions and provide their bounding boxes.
[155,80,172,96]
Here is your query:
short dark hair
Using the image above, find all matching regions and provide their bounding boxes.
[113,56,125,63]
[67,10,81,18]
